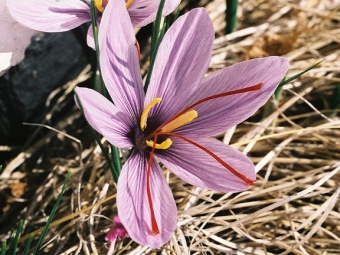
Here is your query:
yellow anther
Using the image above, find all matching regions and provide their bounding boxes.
[146,138,172,149]
[140,98,162,131]
[161,110,198,133]
[126,0,134,8]
[95,0,104,12]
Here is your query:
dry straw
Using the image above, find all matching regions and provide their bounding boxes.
[1,0,340,254]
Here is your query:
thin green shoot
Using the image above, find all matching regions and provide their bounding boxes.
[22,235,34,255]
[279,60,324,87]
[32,172,71,255]
[226,0,238,34]
[144,0,167,92]
[7,220,23,255]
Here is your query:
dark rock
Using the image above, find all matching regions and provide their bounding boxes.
[0,26,91,149]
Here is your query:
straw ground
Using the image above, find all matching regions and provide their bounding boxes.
[1,0,340,254]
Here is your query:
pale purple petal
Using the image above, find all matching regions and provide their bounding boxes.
[0,0,39,75]
[99,0,144,120]
[156,136,256,192]
[161,0,181,16]
[130,0,181,27]
[7,0,90,32]
[176,57,289,137]
[75,87,134,148]
[145,8,214,124]
[105,216,129,242]
[86,25,95,49]
[128,0,157,27]
[117,150,177,248]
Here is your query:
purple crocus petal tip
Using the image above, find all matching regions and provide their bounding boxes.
[157,136,256,193]
[117,151,177,248]
[99,0,145,120]
[74,87,134,149]
[145,7,215,124]
[131,0,181,27]
[7,0,91,32]
[176,56,289,137]
[105,216,129,242]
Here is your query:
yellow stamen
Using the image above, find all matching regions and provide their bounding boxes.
[140,98,162,131]
[146,138,172,149]
[95,0,104,12]
[161,110,198,133]
[126,0,134,8]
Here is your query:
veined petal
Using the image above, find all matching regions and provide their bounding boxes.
[156,136,256,192]
[128,0,157,27]
[130,0,181,27]
[75,87,134,148]
[177,57,289,137]
[117,150,177,248]
[86,25,95,49]
[145,8,214,124]
[7,0,90,32]
[99,0,144,120]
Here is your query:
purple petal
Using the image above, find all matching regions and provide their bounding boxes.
[117,150,177,248]
[0,0,38,74]
[145,8,214,124]
[156,136,256,192]
[75,87,134,148]
[105,216,129,242]
[128,0,157,27]
[99,0,144,120]
[176,57,289,136]
[130,0,181,27]
[7,0,90,32]
[86,25,95,49]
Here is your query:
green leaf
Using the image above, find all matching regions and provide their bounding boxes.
[279,60,324,87]
[144,0,167,92]
[33,172,71,255]
[7,220,23,255]
[226,0,238,34]
[1,241,6,255]
[22,235,34,255]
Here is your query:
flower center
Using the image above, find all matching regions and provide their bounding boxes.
[95,0,134,12]
[140,98,198,149]
[140,97,198,236]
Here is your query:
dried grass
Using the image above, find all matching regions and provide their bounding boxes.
[1,0,340,254]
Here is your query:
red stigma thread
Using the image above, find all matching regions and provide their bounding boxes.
[151,83,262,138]
[146,135,160,235]
[135,40,141,61]
[164,132,255,186]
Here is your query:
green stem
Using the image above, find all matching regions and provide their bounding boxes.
[225,0,238,34]
[33,172,71,255]
[111,145,122,176]
[88,1,121,180]
[90,0,100,57]
[144,0,167,92]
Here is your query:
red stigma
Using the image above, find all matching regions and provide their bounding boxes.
[150,83,262,138]
[146,135,160,235]
[135,40,141,61]
[164,132,255,186]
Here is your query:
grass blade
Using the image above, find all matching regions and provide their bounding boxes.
[32,172,71,255]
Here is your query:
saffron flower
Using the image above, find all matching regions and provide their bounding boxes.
[75,0,289,248]
[105,216,129,254]
[105,216,129,242]
[7,0,180,48]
